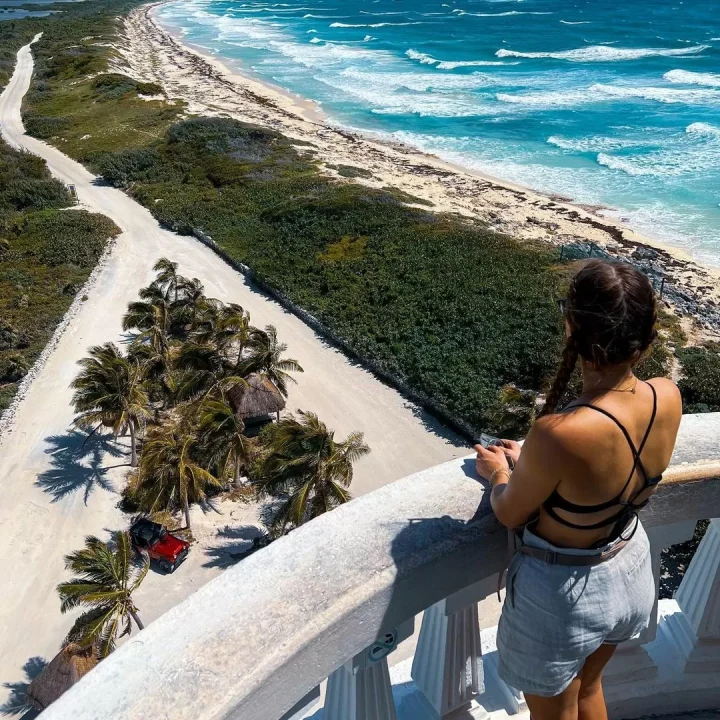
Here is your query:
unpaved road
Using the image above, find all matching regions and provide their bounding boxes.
[0,39,465,707]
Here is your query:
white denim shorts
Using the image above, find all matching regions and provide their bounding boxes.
[496,518,654,697]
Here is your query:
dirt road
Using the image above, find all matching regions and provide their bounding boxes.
[0,39,465,708]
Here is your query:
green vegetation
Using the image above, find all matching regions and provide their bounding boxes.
[678,344,720,413]
[57,531,148,658]
[78,117,567,434]
[252,410,370,537]
[70,258,363,538]
[0,140,119,410]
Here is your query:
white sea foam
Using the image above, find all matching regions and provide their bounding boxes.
[458,10,552,16]
[664,69,720,87]
[547,135,647,152]
[686,122,720,137]
[340,67,498,92]
[405,49,518,68]
[559,20,590,24]
[591,83,720,105]
[310,36,322,43]
[496,44,709,62]
[330,21,422,28]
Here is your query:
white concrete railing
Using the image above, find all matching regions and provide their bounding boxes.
[41,413,720,720]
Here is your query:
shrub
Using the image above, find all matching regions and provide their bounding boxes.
[92,73,139,100]
[23,114,71,139]
[22,210,119,267]
[136,81,163,96]
[678,345,720,412]
[0,352,29,383]
[0,179,69,212]
[92,148,168,187]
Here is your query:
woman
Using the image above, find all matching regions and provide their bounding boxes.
[475,259,682,720]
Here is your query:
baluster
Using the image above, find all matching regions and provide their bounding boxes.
[671,518,720,673]
[324,620,414,720]
[411,578,495,718]
[604,521,696,687]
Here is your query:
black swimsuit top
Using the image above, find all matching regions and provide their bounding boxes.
[542,382,662,533]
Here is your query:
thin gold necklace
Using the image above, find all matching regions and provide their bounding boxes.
[595,377,639,394]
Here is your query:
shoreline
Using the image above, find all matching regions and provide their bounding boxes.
[116,3,720,335]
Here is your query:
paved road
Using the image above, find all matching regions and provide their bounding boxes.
[0,38,466,707]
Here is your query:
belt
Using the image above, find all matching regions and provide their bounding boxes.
[496,518,636,601]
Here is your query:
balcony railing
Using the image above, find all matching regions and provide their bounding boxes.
[41,412,720,720]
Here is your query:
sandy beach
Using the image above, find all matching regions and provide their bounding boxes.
[115,3,720,337]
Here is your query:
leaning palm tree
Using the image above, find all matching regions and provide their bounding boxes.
[153,257,183,303]
[197,397,252,485]
[122,288,172,354]
[242,325,303,397]
[57,531,148,658]
[252,410,369,537]
[208,303,251,367]
[132,419,223,530]
[71,343,151,466]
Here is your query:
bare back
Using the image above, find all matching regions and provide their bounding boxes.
[534,377,682,548]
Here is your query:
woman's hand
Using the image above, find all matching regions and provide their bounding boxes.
[474,443,510,483]
[500,439,522,465]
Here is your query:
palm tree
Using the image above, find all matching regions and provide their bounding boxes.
[197,397,251,485]
[210,303,251,367]
[71,343,151,466]
[122,287,172,354]
[242,325,303,397]
[173,342,245,402]
[57,531,148,658]
[174,277,208,333]
[252,411,369,537]
[153,257,183,303]
[132,419,223,530]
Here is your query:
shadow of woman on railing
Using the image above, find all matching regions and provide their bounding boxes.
[35,430,126,504]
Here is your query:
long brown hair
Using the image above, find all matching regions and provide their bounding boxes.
[539,260,658,416]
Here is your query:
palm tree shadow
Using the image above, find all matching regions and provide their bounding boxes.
[0,656,46,717]
[35,430,126,504]
[203,525,266,569]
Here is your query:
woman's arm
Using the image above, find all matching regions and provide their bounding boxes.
[475,418,563,528]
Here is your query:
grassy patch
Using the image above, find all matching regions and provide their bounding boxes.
[0,140,119,411]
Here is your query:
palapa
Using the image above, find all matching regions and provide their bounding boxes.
[26,644,97,711]
[226,373,285,421]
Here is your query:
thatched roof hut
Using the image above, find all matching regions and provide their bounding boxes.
[26,644,97,711]
[227,374,285,422]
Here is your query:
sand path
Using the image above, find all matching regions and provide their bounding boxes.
[0,38,465,706]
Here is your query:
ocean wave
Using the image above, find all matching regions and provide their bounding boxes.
[340,67,498,92]
[330,21,422,28]
[596,153,678,177]
[405,49,518,68]
[547,135,647,152]
[664,69,720,87]
[359,10,408,15]
[497,89,595,107]
[497,83,720,107]
[686,122,720,137]
[457,10,553,16]
[496,44,709,62]
[591,83,720,104]
[559,20,591,24]
[310,36,322,43]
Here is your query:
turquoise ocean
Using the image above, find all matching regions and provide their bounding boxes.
[155,0,720,266]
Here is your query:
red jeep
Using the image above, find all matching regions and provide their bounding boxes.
[130,518,190,574]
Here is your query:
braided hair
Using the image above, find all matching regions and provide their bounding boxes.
[539,260,658,417]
